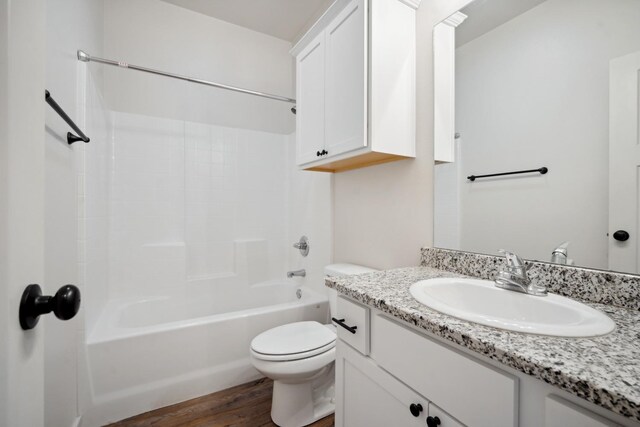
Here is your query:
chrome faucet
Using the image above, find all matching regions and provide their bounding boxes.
[551,241,571,265]
[287,269,306,278]
[494,250,547,296]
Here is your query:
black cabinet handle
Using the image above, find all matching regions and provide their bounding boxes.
[322,149,328,155]
[19,284,81,330]
[316,150,321,157]
[426,416,441,427]
[613,230,630,241]
[331,317,357,334]
[409,403,423,417]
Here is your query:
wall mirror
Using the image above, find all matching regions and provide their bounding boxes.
[433,0,640,274]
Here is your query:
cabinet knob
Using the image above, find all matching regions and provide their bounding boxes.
[613,230,630,241]
[426,416,441,427]
[409,403,423,417]
[316,150,321,157]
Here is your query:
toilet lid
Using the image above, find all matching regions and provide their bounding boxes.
[251,321,336,357]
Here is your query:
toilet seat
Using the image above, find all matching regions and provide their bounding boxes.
[251,321,336,362]
[251,340,335,361]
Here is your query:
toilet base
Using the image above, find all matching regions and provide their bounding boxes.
[271,364,335,427]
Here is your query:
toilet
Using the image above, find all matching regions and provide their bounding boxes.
[250,263,377,427]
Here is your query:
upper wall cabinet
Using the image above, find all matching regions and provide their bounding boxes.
[291,0,421,173]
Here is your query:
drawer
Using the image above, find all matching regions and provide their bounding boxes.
[334,296,370,355]
[370,314,518,427]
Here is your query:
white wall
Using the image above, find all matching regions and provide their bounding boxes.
[103,0,295,134]
[451,0,640,268]
[44,0,105,426]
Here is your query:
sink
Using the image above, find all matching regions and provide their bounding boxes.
[409,278,615,337]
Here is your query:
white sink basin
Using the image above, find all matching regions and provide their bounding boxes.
[409,278,615,337]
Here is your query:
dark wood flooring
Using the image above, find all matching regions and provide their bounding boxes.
[107,378,335,427]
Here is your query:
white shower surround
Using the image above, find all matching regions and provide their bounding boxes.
[83,283,329,425]
[107,112,291,299]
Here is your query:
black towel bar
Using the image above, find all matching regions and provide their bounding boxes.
[467,167,548,182]
[45,90,90,144]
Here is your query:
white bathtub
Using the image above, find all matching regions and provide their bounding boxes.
[83,281,329,426]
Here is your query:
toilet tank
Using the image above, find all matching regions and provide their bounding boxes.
[325,263,377,316]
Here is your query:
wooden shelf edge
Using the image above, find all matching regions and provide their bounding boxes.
[304,152,413,173]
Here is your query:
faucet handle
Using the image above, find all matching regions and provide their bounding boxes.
[293,236,309,257]
[498,249,526,271]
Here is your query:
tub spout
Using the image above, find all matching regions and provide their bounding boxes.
[287,269,306,278]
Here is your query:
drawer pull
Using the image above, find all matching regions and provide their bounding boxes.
[331,317,358,334]
[409,403,423,417]
[426,416,441,427]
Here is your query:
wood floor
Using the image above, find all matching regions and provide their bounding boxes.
[107,378,335,427]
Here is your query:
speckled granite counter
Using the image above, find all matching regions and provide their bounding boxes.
[326,266,640,422]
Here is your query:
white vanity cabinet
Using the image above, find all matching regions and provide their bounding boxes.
[291,0,419,173]
[334,295,637,427]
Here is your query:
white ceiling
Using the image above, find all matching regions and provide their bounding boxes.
[456,0,548,47]
[159,0,335,42]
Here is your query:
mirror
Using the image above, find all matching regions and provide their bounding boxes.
[434,0,640,274]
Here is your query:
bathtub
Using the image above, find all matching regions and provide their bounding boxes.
[83,281,329,426]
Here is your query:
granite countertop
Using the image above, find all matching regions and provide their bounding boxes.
[326,266,640,422]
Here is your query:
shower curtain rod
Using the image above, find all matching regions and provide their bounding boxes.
[77,50,296,104]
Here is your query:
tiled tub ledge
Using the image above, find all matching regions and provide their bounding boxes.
[421,247,640,311]
[326,265,640,421]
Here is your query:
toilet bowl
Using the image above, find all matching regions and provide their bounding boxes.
[249,263,377,427]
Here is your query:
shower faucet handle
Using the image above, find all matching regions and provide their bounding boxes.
[287,269,306,278]
[293,236,309,257]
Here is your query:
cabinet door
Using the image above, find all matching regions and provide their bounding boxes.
[545,396,620,427]
[296,31,325,165]
[324,0,367,158]
[335,341,427,427]
[428,402,466,427]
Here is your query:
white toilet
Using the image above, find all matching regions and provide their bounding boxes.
[250,263,377,427]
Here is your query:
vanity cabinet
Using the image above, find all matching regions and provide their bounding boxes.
[334,295,635,427]
[291,0,419,173]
